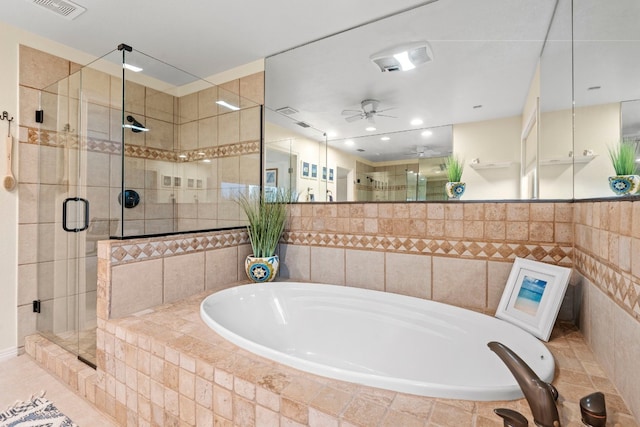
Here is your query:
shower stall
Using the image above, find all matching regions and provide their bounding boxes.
[32,44,262,366]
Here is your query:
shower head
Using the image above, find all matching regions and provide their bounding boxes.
[125,115,149,133]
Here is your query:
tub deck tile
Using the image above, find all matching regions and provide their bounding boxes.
[25,289,639,426]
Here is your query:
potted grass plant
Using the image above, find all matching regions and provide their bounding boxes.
[236,187,296,282]
[607,141,640,195]
[444,155,466,199]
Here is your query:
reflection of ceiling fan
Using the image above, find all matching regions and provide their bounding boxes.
[341,99,396,123]
[405,146,441,157]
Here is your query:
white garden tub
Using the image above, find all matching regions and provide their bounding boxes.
[200,282,554,401]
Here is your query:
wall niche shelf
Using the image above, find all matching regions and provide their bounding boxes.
[540,154,597,166]
[469,161,516,170]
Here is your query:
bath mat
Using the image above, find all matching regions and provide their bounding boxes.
[0,391,77,427]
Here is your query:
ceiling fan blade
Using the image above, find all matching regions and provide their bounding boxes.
[376,114,398,119]
[376,107,396,113]
[341,109,362,115]
[345,114,363,122]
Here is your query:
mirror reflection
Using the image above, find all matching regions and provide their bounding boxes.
[265,0,640,202]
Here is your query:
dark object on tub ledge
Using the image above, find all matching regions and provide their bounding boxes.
[488,341,561,427]
[579,391,606,427]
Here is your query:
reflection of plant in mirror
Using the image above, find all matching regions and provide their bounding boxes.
[235,187,297,258]
[445,155,465,182]
[608,141,638,175]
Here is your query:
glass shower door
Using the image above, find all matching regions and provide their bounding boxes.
[36,68,102,367]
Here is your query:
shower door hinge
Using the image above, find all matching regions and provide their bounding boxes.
[32,300,41,313]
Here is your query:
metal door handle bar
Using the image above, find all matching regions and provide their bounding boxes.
[62,197,90,232]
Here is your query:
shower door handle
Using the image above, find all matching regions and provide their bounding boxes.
[62,197,90,232]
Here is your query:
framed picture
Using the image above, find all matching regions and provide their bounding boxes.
[311,164,318,179]
[328,167,335,183]
[174,176,182,188]
[301,161,310,178]
[265,168,278,187]
[321,166,327,181]
[495,257,571,341]
[161,175,173,188]
[196,179,203,189]
[187,178,195,189]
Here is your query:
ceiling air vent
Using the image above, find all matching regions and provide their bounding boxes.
[370,41,433,73]
[27,0,87,20]
[276,106,298,116]
[295,121,311,128]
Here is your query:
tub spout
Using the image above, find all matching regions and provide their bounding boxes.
[488,341,561,427]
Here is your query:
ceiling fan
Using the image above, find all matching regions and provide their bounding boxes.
[405,146,441,158]
[341,99,397,123]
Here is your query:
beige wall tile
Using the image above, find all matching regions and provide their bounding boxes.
[239,72,264,105]
[145,118,174,151]
[164,252,205,303]
[239,154,260,185]
[111,259,163,318]
[311,247,345,285]
[237,244,252,280]
[198,116,218,149]
[588,284,615,377]
[432,257,486,309]
[506,203,530,221]
[178,93,198,124]
[279,244,310,282]
[124,82,145,116]
[345,249,384,291]
[198,86,218,119]
[19,45,70,89]
[146,88,174,123]
[487,261,513,311]
[218,112,240,145]
[385,253,431,299]
[614,305,640,420]
[180,121,198,151]
[240,106,261,142]
[205,247,238,291]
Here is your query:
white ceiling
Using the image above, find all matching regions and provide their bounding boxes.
[1,0,431,79]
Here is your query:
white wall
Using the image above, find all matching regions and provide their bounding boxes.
[453,116,522,200]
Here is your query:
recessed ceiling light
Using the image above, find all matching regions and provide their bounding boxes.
[216,100,240,111]
[345,140,354,146]
[365,126,376,132]
[421,130,433,137]
[410,118,423,126]
[381,136,390,141]
[123,63,143,73]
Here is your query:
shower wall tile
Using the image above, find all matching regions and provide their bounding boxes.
[198,117,218,148]
[19,45,70,89]
[124,81,145,115]
[218,112,240,145]
[614,304,640,420]
[178,93,198,124]
[180,122,198,151]
[345,249,384,291]
[17,142,38,184]
[164,252,205,304]
[18,223,38,265]
[240,106,261,141]
[239,72,265,105]
[146,88,174,123]
[86,151,112,187]
[432,257,486,309]
[18,183,37,224]
[385,252,431,299]
[239,154,260,185]
[198,86,218,119]
[237,244,253,280]
[145,118,174,151]
[17,263,38,306]
[310,247,345,285]
[82,68,111,106]
[110,258,163,318]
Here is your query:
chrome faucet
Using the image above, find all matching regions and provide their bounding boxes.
[488,341,561,427]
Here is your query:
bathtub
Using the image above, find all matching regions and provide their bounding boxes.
[200,282,555,401]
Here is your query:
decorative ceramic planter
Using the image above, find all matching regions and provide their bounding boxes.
[245,255,279,282]
[608,175,640,196]
[445,182,466,199]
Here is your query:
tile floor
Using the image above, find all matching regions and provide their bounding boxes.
[0,355,116,426]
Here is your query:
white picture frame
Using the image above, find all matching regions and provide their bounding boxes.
[495,257,571,341]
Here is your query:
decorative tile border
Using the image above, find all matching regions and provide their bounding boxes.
[574,249,640,321]
[109,229,249,265]
[282,231,573,265]
[24,127,259,161]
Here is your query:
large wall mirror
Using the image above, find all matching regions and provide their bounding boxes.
[264,0,640,202]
